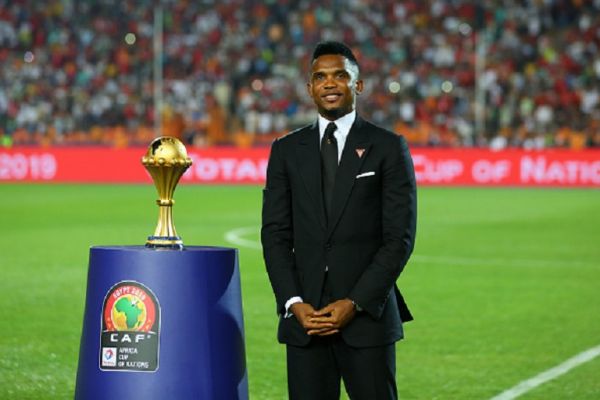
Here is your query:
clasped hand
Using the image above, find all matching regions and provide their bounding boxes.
[290,299,356,336]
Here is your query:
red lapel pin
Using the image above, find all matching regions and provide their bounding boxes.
[356,148,365,158]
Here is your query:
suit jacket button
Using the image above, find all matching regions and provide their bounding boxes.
[325,243,332,251]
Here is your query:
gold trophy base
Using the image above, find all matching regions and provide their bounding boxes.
[146,236,184,250]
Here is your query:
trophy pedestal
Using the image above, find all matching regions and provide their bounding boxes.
[75,246,248,399]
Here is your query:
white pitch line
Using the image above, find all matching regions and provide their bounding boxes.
[412,254,594,269]
[490,345,600,400]
[225,227,600,398]
[223,227,595,268]
[224,226,261,250]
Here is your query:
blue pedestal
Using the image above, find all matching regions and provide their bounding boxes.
[75,246,248,399]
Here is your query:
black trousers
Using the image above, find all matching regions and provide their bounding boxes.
[286,272,397,399]
[286,336,397,400]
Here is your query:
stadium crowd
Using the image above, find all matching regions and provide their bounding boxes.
[1,0,600,148]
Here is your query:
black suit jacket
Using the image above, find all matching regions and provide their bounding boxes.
[261,116,417,348]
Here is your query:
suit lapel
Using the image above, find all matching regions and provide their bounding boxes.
[326,117,371,239]
[296,122,327,230]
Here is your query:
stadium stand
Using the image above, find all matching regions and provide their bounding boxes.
[1,0,599,148]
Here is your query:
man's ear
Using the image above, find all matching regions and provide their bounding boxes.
[306,82,312,96]
[355,79,364,95]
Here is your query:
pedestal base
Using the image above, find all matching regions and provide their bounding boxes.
[75,246,247,399]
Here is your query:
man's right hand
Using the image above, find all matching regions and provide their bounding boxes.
[290,302,336,335]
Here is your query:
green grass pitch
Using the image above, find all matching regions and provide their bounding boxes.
[0,184,598,399]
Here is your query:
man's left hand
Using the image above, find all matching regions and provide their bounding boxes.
[307,299,356,336]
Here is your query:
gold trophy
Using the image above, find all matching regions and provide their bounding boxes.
[142,137,193,249]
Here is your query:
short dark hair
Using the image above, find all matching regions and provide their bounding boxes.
[311,41,359,68]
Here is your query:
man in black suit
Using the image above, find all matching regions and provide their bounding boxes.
[261,41,417,400]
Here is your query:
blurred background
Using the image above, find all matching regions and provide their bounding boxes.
[1,1,599,399]
[2,0,600,149]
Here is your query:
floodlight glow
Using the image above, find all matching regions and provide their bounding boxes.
[459,23,472,36]
[441,81,454,93]
[251,79,264,91]
[125,33,137,45]
[24,51,34,63]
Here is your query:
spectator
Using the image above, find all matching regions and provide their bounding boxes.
[0,0,598,148]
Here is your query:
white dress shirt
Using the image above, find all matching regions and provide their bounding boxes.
[285,110,357,317]
[318,110,356,164]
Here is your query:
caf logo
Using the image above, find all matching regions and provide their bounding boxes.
[100,281,160,372]
[103,281,158,333]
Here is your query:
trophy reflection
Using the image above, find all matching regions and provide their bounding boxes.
[141,137,192,249]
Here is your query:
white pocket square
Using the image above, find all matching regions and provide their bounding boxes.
[356,171,375,179]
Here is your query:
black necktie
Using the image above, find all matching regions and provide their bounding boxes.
[321,122,338,222]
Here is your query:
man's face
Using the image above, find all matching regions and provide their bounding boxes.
[307,54,363,120]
